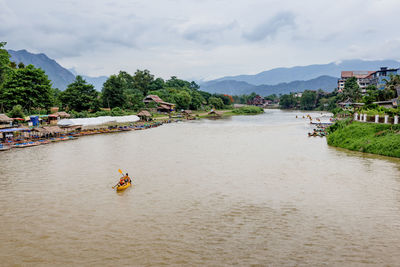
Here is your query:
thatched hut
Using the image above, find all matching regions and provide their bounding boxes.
[0,114,12,128]
[52,111,70,118]
[137,110,152,121]
[208,110,223,117]
[182,110,194,119]
[32,127,50,138]
[43,126,64,135]
[49,111,71,125]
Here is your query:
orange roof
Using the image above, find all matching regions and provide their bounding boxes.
[341,71,375,79]
[145,95,164,103]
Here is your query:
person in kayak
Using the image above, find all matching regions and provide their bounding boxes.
[124,173,131,184]
[119,176,126,186]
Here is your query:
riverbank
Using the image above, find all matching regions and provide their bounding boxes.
[0,120,171,151]
[327,120,400,158]
[0,107,265,151]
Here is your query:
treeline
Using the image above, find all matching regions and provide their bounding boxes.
[279,89,338,111]
[279,76,400,114]
[0,42,234,118]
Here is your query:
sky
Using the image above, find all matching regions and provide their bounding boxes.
[1,0,400,80]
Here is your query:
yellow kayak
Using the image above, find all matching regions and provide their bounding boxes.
[116,182,131,191]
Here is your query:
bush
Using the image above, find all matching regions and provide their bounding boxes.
[327,121,400,158]
[232,106,264,115]
[111,107,124,116]
[8,105,25,118]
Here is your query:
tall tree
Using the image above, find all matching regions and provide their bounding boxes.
[382,74,400,99]
[300,90,317,110]
[279,94,296,109]
[59,76,99,112]
[0,64,53,111]
[132,69,154,96]
[0,42,11,88]
[102,74,126,108]
[342,77,361,102]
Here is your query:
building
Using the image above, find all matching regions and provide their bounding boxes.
[247,95,265,106]
[143,95,175,112]
[338,67,400,93]
[137,110,152,121]
[338,71,375,93]
[0,114,12,129]
[367,67,400,89]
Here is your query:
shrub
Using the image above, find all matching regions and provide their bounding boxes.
[8,105,25,118]
[232,106,264,115]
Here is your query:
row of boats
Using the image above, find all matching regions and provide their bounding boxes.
[0,121,168,152]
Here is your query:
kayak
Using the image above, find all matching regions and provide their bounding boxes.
[116,182,131,191]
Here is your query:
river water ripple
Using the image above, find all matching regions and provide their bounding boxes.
[1,109,400,266]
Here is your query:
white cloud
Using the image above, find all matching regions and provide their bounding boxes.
[1,0,400,80]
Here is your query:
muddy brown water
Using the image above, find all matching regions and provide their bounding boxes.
[1,109,400,266]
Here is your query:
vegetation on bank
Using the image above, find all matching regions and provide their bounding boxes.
[0,42,236,118]
[231,106,264,115]
[327,120,400,158]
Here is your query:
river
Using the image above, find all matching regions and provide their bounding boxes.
[1,109,400,266]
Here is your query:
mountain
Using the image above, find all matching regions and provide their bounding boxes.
[200,75,338,96]
[8,49,75,90]
[212,59,400,86]
[8,49,107,91]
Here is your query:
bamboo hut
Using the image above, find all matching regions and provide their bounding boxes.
[0,114,12,128]
[137,110,152,121]
[32,127,50,138]
[43,126,64,136]
[52,111,71,118]
[182,110,194,119]
[208,110,223,117]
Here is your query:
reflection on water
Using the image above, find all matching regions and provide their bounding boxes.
[1,109,400,266]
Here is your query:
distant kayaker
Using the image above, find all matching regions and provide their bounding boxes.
[119,176,125,186]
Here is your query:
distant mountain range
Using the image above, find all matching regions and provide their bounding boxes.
[201,75,339,96]
[200,59,400,95]
[7,49,400,96]
[7,49,107,91]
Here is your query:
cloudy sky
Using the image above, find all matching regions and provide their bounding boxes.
[1,0,400,80]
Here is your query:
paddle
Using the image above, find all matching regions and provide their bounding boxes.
[119,168,133,184]
[112,169,126,188]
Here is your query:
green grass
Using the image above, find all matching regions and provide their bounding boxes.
[327,121,400,158]
[230,106,264,115]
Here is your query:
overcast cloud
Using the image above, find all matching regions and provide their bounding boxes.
[1,0,400,80]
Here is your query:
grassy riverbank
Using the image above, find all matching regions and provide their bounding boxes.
[327,120,400,158]
[223,106,264,116]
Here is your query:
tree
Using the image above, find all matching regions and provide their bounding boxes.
[0,42,11,88]
[279,94,296,109]
[125,89,145,111]
[208,96,224,109]
[173,90,192,110]
[102,74,126,108]
[59,76,99,112]
[189,90,205,110]
[0,64,53,111]
[8,105,25,118]
[362,85,379,105]
[300,90,317,110]
[148,77,165,91]
[165,76,190,89]
[382,74,400,99]
[342,77,361,102]
[132,69,154,96]
[190,81,200,90]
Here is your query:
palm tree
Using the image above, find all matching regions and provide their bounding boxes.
[382,74,400,98]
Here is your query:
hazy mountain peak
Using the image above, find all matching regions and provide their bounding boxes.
[7,49,107,91]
